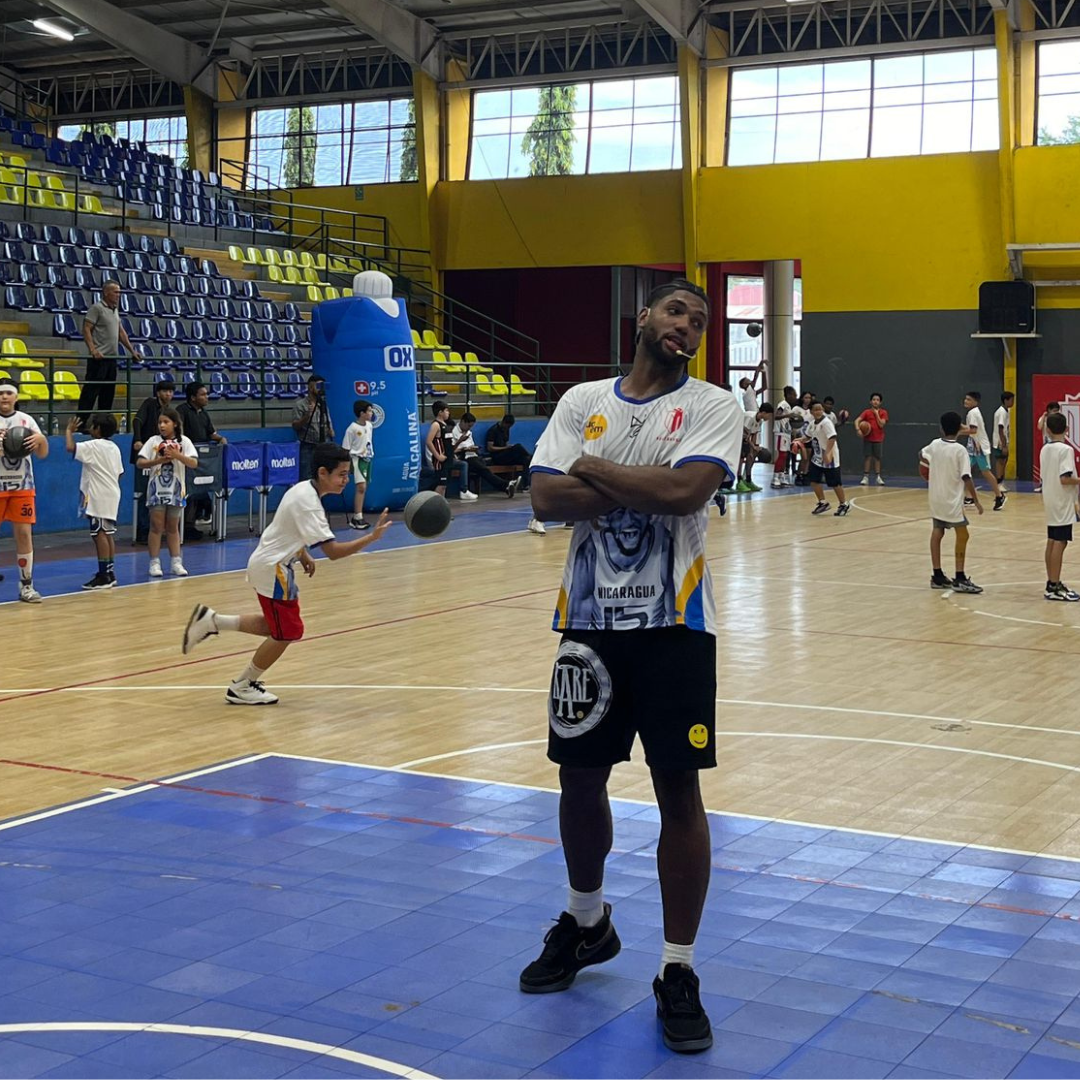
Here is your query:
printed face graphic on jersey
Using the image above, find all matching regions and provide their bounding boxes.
[599,507,654,573]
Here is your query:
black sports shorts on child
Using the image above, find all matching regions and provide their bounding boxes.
[808,463,843,488]
[547,626,716,770]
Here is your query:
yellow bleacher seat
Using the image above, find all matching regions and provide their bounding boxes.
[0,166,21,186]
[431,350,454,373]
[301,268,325,286]
[306,285,323,303]
[0,153,27,168]
[327,256,348,272]
[25,189,46,208]
[342,288,353,297]
[323,287,341,301]
[421,329,450,351]
[0,370,10,383]
[53,370,80,401]
[245,246,265,265]
[78,194,103,214]
[45,175,66,191]
[0,186,22,205]
[490,374,510,396]
[283,267,303,285]
[48,191,76,211]
[448,351,471,373]
[297,252,315,269]
[267,265,285,284]
[228,245,245,263]
[264,249,281,266]
[280,250,298,267]
[464,351,493,373]
[19,370,50,400]
[474,373,498,395]
[411,330,423,348]
[1,339,45,370]
[510,374,536,396]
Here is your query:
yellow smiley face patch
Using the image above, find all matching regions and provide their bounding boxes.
[688,724,709,749]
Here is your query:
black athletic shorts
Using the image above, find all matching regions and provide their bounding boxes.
[808,462,843,488]
[1049,524,1073,543]
[547,627,717,771]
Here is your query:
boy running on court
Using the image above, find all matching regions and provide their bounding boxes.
[801,401,850,516]
[65,413,123,590]
[182,444,390,704]
[963,391,1006,510]
[922,411,983,593]
[0,380,48,602]
[343,398,374,531]
[522,279,744,1054]
[1040,411,1080,601]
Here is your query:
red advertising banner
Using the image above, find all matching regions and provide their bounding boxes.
[1032,375,1080,484]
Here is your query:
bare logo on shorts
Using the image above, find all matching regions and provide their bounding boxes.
[549,641,612,739]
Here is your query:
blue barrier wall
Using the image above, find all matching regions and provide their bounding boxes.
[16,418,550,535]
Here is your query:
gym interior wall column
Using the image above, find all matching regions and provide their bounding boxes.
[183,85,214,176]
[214,70,249,189]
[702,29,730,170]
[764,260,795,403]
[677,45,705,379]
[413,69,442,299]
[443,59,471,182]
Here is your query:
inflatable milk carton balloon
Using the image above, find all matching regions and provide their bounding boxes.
[310,270,421,510]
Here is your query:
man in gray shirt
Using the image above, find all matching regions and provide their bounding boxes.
[79,279,140,422]
[292,373,334,479]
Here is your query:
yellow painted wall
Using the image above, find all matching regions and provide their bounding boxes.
[281,183,427,253]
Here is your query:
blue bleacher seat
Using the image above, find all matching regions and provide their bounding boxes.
[178,256,197,277]
[32,243,59,266]
[93,230,116,251]
[213,345,234,362]
[193,296,213,321]
[15,224,36,244]
[139,235,158,255]
[125,271,149,294]
[258,324,279,346]
[42,226,64,247]
[0,261,15,286]
[116,233,136,254]
[36,287,64,312]
[299,324,310,345]
[188,344,209,362]
[285,346,304,365]
[189,322,210,346]
[156,254,177,275]
[85,249,105,270]
[201,258,221,278]
[0,223,8,242]
[58,245,81,267]
[236,370,258,399]
[231,322,253,346]
[144,295,167,318]
[153,369,175,387]
[4,241,26,262]
[159,344,182,362]
[121,315,140,341]
[74,267,98,290]
[118,292,141,317]
[63,289,87,315]
[279,325,299,346]
[237,280,262,301]
[47,265,71,289]
[236,345,258,366]
[167,317,196,344]
[140,318,166,342]
[161,237,179,257]
[170,295,193,320]
[283,369,305,397]
[253,301,274,323]
[263,370,284,399]
[131,252,152,273]
[67,227,88,248]
[53,313,81,337]
[208,370,227,400]
[148,272,168,295]
[19,265,42,288]
[217,299,237,322]
[282,302,301,323]
[215,278,235,299]
[262,346,282,364]
[110,251,130,272]
[192,276,212,297]
[214,370,244,400]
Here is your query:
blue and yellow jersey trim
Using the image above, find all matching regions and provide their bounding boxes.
[675,556,706,630]
[552,586,569,630]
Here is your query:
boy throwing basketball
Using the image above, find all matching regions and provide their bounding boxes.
[182,444,390,704]
[0,380,48,602]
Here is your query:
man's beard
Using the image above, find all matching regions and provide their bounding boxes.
[640,325,686,368]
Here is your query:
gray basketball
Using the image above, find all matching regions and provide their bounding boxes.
[403,491,452,539]
[2,425,33,460]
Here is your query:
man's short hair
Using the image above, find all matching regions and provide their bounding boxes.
[1048,412,1068,435]
[185,380,206,401]
[645,278,710,314]
[823,396,835,406]
[313,442,350,475]
[941,411,963,436]
[102,279,120,291]
[91,412,118,439]
[966,390,981,402]
[354,399,372,417]
[502,414,515,426]
[431,399,447,417]
[156,378,175,393]
[307,373,325,385]
[461,411,476,423]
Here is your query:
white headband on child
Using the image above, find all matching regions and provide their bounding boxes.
[0,382,18,393]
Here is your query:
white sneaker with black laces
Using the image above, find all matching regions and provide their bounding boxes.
[951,577,983,594]
[528,518,547,535]
[1046,583,1080,602]
[19,584,43,603]
[225,679,279,705]
[834,503,851,517]
[349,517,371,531]
[183,604,219,654]
[506,478,521,499]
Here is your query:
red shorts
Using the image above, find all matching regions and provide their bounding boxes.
[257,594,305,641]
[0,492,36,525]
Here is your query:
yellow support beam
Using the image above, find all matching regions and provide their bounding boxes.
[677,45,706,380]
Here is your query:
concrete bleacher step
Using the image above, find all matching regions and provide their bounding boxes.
[0,319,31,336]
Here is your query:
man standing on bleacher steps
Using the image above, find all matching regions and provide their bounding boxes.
[79,279,141,422]
[521,280,744,1054]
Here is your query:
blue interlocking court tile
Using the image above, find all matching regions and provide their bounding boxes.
[5,756,1080,1077]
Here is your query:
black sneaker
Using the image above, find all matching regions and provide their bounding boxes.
[811,501,830,515]
[654,963,713,1053]
[82,572,114,590]
[951,576,983,594]
[993,493,1007,511]
[930,574,952,590]
[834,503,850,517]
[519,904,621,993]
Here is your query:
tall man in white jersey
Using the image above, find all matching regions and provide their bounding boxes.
[520,280,744,1054]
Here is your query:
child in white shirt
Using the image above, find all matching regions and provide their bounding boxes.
[342,399,374,531]
[65,412,124,590]
[1040,411,1080,601]
[137,407,198,578]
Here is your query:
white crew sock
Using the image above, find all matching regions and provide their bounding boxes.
[567,886,604,928]
[235,661,266,686]
[659,940,695,979]
[216,613,241,632]
[17,552,32,585]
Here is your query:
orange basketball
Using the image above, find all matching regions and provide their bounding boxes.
[857,419,872,438]
[919,459,930,482]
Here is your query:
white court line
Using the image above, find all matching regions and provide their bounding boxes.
[276,752,1080,863]
[962,606,1080,630]
[0,1024,434,1080]
[0,754,272,834]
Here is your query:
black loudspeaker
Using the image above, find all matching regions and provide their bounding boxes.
[978,281,1035,334]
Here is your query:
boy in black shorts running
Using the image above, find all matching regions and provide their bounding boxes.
[522,280,744,1054]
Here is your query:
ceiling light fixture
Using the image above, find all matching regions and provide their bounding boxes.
[31,18,74,42]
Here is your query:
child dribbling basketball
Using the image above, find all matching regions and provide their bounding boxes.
[181,443,391,705]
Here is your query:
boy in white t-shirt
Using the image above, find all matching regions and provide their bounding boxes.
[962,391,1006,510]
[737,402,774,492]
[1035,401,1062,493]
[65,413,124,590]
[1040,411,1080,601]
[921,411,983,593]
[342,398,374,531]
[181,443,391,705]
[992,391,1014,487]
[798,401,850,516]
[738,359,766,413]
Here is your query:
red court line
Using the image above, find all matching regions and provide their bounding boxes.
[0,585,556,707]
[2,752,1079,926]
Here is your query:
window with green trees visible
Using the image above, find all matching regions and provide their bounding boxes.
[469,75,681,179]
[1037,40,1080,144]
[249,99,414,187]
